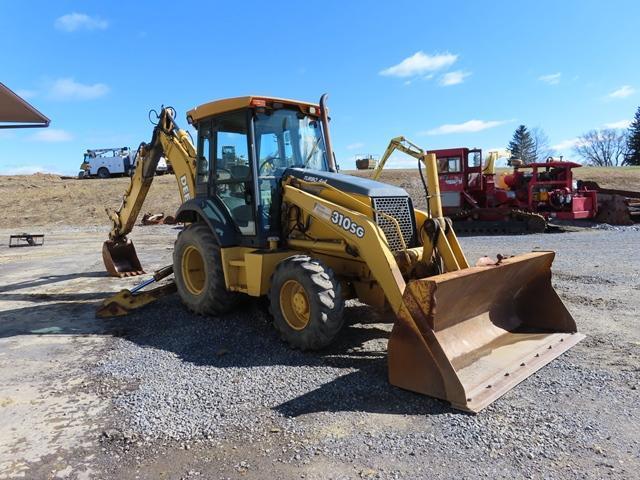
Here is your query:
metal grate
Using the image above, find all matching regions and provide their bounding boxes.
[372,197,416,252]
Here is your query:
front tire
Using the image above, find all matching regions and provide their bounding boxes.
[173,223,240,315]
[97,167,110,179]
[269,256,344,350]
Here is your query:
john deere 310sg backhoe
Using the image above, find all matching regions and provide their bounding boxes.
[101,94,584,412]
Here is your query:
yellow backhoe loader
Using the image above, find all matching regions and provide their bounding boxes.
[100,95,583,412]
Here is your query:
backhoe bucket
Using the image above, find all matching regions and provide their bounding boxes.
[388,251,584,412]
[102,240,145,277]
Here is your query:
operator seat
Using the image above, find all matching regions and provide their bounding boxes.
[231,204,255,235]
[230,164,250,180]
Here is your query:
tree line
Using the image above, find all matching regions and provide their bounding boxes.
[507,106,640,166]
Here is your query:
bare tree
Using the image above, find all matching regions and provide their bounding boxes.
[573,129,628,166]
[530,127,555,162]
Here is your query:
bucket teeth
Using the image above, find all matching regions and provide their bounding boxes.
[102,240,145,277]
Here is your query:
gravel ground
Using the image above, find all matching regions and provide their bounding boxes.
[92,227,640,479]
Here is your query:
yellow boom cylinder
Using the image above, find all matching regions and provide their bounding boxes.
[423,152,444,221]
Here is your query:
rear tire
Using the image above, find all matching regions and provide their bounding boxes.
[97,167,110,179]
[269,256,344,350]
[173,223,241,315]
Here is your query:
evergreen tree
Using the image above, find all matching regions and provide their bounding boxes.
[507,125,536,163]
[625,106,640,166]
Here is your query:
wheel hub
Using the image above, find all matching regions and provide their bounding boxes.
[181,245,206,295]
[292,292,308,316]
[280,280,310,330]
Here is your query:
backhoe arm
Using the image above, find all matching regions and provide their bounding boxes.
[103,107,198,277]
[372,136,425,181]
[107,108,197,242]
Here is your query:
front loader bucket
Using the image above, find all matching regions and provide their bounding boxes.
[388,251,584,412]
[102,240,145,277]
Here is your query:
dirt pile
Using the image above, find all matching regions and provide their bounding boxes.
[1,166,638,229]
[0,174,181,228]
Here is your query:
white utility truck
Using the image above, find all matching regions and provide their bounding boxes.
[79,148,133,178]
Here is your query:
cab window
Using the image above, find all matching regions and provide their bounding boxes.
[196,125,211,184]
[254,109,328,174]
[468,151,482,167]
[438,157,461,173]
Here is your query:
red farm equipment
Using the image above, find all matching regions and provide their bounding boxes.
[432,148,598,233]
[372,138,598,234]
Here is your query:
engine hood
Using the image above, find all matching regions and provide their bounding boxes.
[285,168,410,198]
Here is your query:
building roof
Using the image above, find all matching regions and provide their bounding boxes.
[0,83,49,128]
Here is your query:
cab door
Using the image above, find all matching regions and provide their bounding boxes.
[195,120,212,198]
[436,152,465,211]
[211,110,257,238]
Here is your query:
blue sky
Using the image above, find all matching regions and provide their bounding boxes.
[1,0,638,175]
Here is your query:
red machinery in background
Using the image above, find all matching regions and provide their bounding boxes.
[372,139,598,234]
[432,148,598,233]
[502,160,597,219]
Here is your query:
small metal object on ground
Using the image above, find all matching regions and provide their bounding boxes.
[141,213,177,225]
[9,233,45,248]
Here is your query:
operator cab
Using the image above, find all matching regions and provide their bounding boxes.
[187,96,332,246]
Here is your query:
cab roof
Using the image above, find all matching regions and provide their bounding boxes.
[186,96,320,124]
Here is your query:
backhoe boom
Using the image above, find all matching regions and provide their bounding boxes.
[372,136,425,181]
[103,108,197,276]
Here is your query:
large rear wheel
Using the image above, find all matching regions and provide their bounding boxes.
[173,223,240,315]
[97,167,110,179]
[269,256,344,350]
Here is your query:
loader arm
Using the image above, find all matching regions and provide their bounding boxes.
[283,153,467,313]
[103,108,197,276]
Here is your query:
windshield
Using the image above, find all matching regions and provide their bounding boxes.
[254,109,328,174]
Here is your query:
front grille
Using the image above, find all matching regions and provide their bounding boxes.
[372,197,417,252]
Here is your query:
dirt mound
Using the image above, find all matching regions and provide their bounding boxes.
[1,166,638,229]
[0,175,181,229]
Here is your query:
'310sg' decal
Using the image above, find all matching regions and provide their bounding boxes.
[331,211,365,238]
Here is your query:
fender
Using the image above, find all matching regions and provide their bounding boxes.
[175,198,239,246]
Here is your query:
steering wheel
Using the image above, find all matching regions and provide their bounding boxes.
[259,155,279,175]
